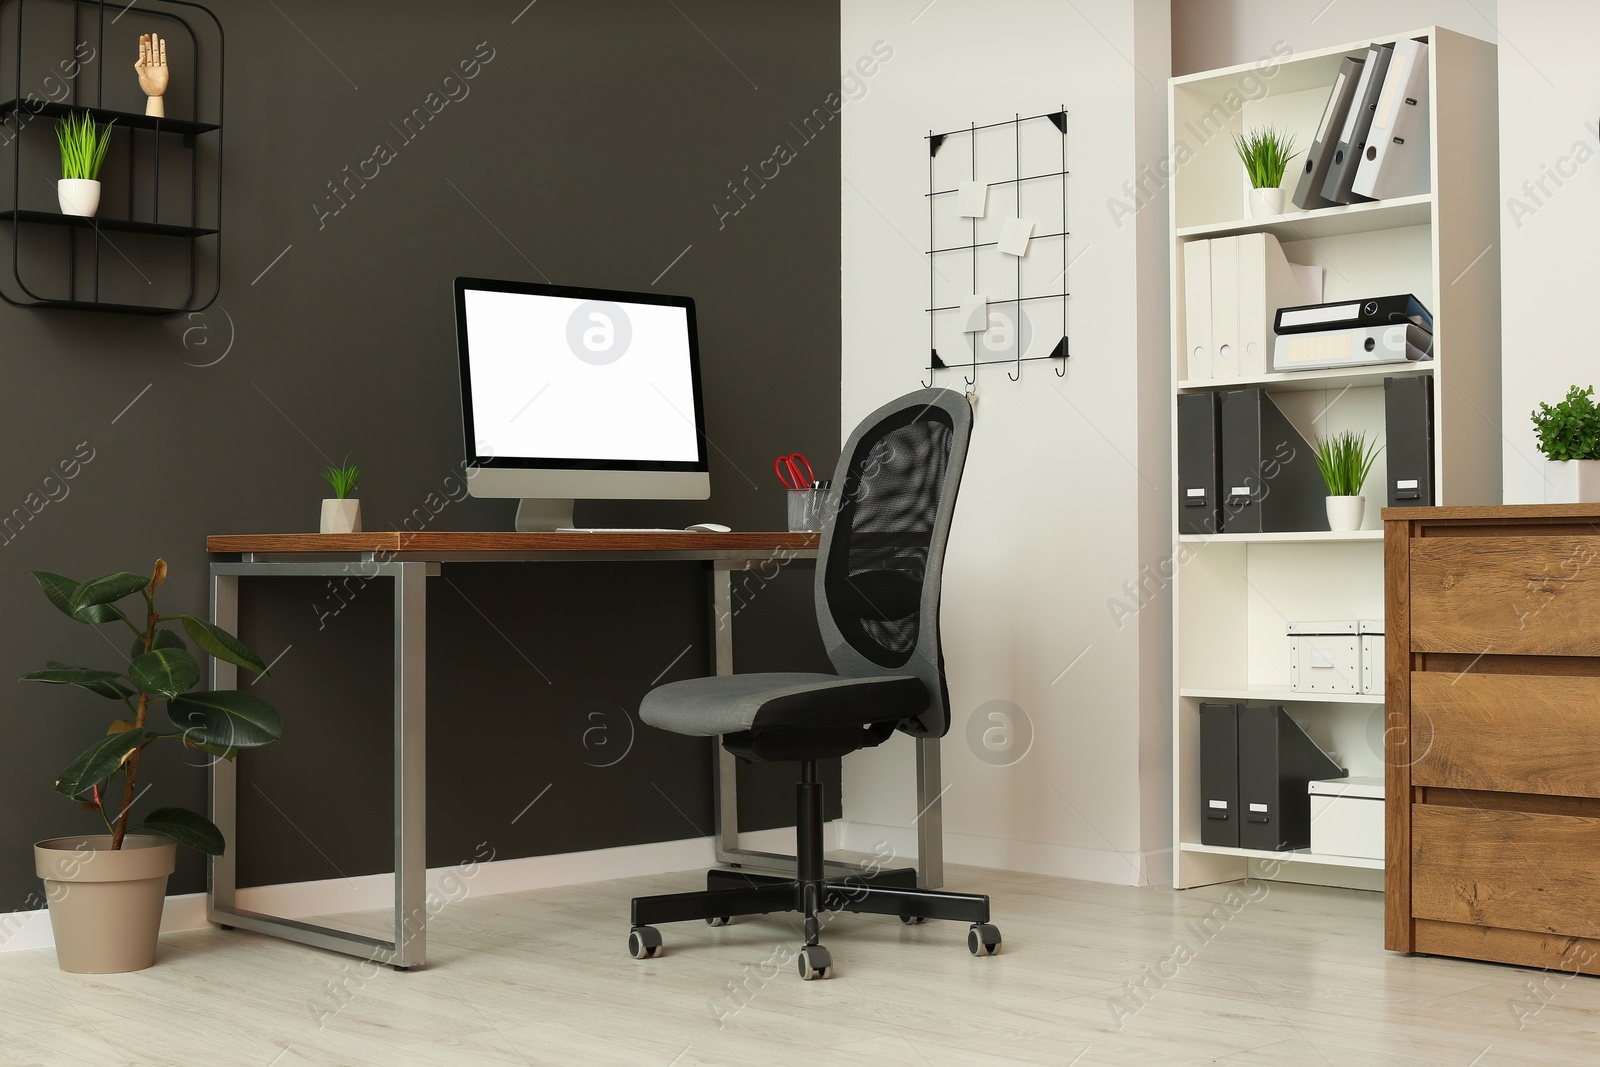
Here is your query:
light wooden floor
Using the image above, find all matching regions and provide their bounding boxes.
[2,865,1597,1066]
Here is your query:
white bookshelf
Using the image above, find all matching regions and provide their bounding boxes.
[1167,27,1502,891]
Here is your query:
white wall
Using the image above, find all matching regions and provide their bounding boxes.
[1495,1,1600,502]
[838,0,1173,885]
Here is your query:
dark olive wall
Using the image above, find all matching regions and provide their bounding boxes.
[0,0,841,908]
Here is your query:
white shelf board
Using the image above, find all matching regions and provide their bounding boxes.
[1179,360,1436,394]
[1180,686,1384,705]
[1170,26,1433,90]
[1176,194,1432,244]
[1179,841,1384,871]
[1177,530,1383,545]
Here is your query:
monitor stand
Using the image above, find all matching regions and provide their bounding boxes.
[514,498,575,532]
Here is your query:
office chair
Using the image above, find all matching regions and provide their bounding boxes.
[626,387,999,980]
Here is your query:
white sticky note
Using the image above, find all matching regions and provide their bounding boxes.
[956,181,988,218]
[959,295,987,333]
[998,216,1035,257]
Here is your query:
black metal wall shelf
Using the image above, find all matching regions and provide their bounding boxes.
[0,0,223,315]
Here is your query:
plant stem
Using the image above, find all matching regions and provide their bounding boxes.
[110,595,158,849]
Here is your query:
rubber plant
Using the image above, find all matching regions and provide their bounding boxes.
[19,560,281,854]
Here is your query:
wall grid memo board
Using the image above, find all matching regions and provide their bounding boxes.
[924,108,1070,388]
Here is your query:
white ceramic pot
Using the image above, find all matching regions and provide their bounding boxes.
[1326,495,1365,532]
[35,835,175,973]
[1248,187,1286,218]
[321,498,362,534]
[1544,460,1600,504]
[57,178,100,218]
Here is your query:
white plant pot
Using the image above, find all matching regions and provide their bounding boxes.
[1326,495,1365,532]
[321,498,362,534]
[57,178,100,218]
[35,835,175,973]
[1543,460,1600,504]
[1248,187,1285,218]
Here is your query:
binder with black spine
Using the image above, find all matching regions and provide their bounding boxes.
[1178,393,1223,536]
[1293,54,1365,211]
[1199,702,1241,847]
[1384,374,1435,506]
[1320,42,1393,206]
[1218,388,1327,534]
[1237,704,1346,852]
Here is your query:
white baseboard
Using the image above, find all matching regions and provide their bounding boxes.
[0,824,830,957]
[837,820,1172,887]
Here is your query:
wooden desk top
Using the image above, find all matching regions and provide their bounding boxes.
[207,531,820,555]
[1383,503,1600,521]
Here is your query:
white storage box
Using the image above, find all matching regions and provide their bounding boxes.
[1309,776,1384,859]
[1288,621,1360,694]
[1360,619,1384,696]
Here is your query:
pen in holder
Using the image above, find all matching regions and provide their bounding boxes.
[787,481,830,533]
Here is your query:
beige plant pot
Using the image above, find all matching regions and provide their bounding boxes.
[320,497,362,534]
[34,835,175,973]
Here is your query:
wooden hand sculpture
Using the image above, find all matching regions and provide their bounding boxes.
[135,33,168,118]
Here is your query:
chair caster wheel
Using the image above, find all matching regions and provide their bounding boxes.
[628,926,663,959]
[797,944,832,980]
[899,915,926,925]
[968,923,1001,956]
[706,916,732,927]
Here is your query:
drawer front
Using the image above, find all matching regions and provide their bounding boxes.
[1412,805,1600,938]
[1411,536,1600,656]
[1411,672,1600,797]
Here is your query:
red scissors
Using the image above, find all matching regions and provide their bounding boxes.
[774,453,815,490]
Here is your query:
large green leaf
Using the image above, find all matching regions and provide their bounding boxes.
[28,570,128,626]
[69,571,149,614]
[20,661,134,700]
[137,807,225,856]
[168,691,281,749]
[55,727,146,797]
[173,615,269,677]
[132,627,187,663]
[128,648,199,698]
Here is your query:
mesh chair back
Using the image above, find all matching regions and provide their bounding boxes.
[814,388,973,738]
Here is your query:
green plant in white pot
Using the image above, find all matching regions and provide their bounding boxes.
[1531,385,1600,503]
[320,460,362,533]
[1233,125,1298,218]
[56,111,113,218]
[1314,431,1382,532]
[20,560,279,973]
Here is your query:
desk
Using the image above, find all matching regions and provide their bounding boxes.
[204,531,948,969]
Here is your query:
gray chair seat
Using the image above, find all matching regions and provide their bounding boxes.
[641,672,928,737]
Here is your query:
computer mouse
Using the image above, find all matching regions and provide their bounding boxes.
[685,523,731,533]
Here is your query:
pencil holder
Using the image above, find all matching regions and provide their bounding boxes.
[787,488,826,532]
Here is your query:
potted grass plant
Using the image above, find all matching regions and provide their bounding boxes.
[1531,385,1600,503]
[21,560,279,973]
[1233,125,1298,218]
[320,460,363,533]
[56,111,114,218]
[1314,430,1382,531]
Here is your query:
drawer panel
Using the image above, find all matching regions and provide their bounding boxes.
[1412,805,1600,939]
[1410,536,1600,655]
[1411,672,1600,797]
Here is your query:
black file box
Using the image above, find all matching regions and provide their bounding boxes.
[1178,393,1223,536]
[1219,388,1327,534]
[1199,702,1241,847]
[1384,374,1435,507]
[1238,704,1346,852]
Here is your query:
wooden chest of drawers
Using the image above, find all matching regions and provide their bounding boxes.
[1386,504,1600,973]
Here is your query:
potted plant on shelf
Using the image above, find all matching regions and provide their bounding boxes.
[320,460,362,533]
[56,111,113,218]
[1233,125,1298,218]
[20,560,279,973]
[1314,430,1382,531]
[1531,384,1600,503]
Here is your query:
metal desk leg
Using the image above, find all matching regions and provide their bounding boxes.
[207,560,434,969]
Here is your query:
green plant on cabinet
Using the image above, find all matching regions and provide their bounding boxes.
[1530,385,1600,461]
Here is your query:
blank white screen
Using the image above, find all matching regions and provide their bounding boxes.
[464,289,700,463]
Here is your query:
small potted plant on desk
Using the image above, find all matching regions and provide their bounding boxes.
[56,111,113,218]
[1233,125,1297,218]
[320,460,362,534]
[1531,385,1600,503]
[21,560,279,973]
[1314,430,1382,532]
